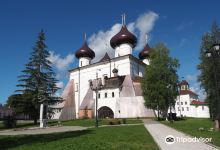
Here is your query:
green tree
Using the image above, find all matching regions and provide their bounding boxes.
[15,30,61,124]
[141,43,179,120]
[198,22,220,126]
[7,93,36,119]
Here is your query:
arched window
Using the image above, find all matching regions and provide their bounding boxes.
[112,92,115,97]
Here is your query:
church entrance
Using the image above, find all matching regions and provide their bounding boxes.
[98,106,114,118]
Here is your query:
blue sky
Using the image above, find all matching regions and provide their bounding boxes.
[0,0,220,104]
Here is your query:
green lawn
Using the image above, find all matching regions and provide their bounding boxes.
[50,118,143,127]
[161,118,220,147]
[0,121,38,130]
[0,125,159,150]
[0,118,142,130]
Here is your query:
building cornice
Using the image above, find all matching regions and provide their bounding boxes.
[69,54,146,73]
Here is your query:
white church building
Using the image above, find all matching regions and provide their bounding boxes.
[53,17,155,120]
[174,80,210,118]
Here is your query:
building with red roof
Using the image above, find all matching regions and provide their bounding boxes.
[173,80,210,118]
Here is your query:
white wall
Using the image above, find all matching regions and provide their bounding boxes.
[196,105,210,118]
[115,43,132,57]
[174,94,210,118]
[115,96,155,118]
[79,57,91,67]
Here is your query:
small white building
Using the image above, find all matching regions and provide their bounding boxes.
[53,18,155,120]
[174,80,210,118]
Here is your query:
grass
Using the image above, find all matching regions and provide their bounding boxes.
[0,118,143,130]
[49,118,143,127]
[0,125,159,150]
[0,118,142,131]
[0,120,38,130]
[161,118,220,147]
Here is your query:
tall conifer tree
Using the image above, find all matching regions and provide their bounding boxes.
[17,30,61,124]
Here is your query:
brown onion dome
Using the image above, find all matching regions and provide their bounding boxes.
[75,42,95,59]
[139,44,151,59]
[110,25,137,49]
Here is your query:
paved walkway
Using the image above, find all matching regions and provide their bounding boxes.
[0,126,87,135]
[143,119,219,150]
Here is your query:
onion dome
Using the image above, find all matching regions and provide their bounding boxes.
[112,68,118,74]
[75,42,95,59]
[139,44,151,60]
[110,25,137,49]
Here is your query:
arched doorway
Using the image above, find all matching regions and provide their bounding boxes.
[98,106,114,118]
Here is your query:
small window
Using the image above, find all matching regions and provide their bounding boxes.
[185,102,187,105]
[177,102,179,105]
[187,107,189,111]
[112,92,115,98]
[181,102,183,105]
[202,106,204,110]
[178,107,180,111]
[182,107,184,111]
[80,61,82,67]
[105,93,107,98]
[98,93,100,99]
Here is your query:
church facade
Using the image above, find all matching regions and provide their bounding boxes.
[53,17,155,120]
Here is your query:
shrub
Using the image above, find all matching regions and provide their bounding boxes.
[108,119,121,125]
[122,118,127,124]
[158,117,166,121]
[3,116,16,128]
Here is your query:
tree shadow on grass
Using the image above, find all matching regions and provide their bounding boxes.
[0,129,92,150]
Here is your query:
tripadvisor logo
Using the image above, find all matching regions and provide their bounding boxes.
[165,135,212,144]
[165,135,175,144]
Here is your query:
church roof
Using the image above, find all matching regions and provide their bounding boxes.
[75,42,95,59]
[179,90,198,96]
[79,88,94,110]
[98,52,110,62]
[190,100,208,105]
[59,79,76,120]
[139,44,151,59]
[110,25,137,49]
[102,76,126,89]
[179,80,189,86]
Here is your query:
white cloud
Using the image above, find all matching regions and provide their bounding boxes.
[186,73,197,82]
[48,51,75,72]
[88,11,159,62]
[56,81,64,89]
[134,11,159,50]
[186,73,206,100]
[47,51,75,92]
[190,82,206,101]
